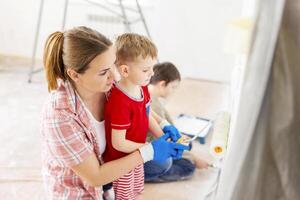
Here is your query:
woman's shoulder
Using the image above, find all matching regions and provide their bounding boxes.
[42,96,73,123]
[42,81,78,121]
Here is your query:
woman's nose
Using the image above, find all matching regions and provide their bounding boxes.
[109,66,120,81]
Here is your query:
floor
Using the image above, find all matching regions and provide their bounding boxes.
[0,56,229,199]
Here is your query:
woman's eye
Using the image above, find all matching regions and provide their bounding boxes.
[99,71,107,76]
[143,70,148,72]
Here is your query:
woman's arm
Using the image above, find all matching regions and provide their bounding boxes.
[71,151,143,187]
[111,129,145,153]
[70,134,190,188]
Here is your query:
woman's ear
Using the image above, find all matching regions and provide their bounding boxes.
[118,64,129,78]
[66,68,80,83]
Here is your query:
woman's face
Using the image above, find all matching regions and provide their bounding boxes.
[76,46,117,93]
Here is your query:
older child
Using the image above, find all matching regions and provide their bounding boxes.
[145,62,209,183]
[103,34,184,200]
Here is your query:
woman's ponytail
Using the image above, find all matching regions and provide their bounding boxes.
[43,31,65,92]
[43,27,112,92]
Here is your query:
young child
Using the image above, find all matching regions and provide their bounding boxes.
[148,62,181,132]
[103,34,181,200]
[148,62,209,171]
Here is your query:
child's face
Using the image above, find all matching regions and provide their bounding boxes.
[159,80,180,98]
[124,56,156,86]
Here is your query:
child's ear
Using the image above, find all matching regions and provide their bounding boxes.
[66,68,80,83]
[158,80,167,88]
[119,65,129,77]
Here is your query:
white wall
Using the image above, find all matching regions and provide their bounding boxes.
[145,0,243,82]
[0,0,243,82]
[0,0,66,58]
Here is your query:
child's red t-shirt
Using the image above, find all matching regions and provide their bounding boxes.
[103,84,151,162]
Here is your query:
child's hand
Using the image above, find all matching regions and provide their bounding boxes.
[151,133,189,163]
[194,157,209,169]
[162,124,181,142]
[176,134,191,144]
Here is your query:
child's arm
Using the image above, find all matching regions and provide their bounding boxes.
[150,108,164,124]
[150,108,182,142]
[112,129,145,153]
[148,108,164,138]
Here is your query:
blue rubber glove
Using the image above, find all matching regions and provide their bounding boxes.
[162,125,182,142]
[173,149,184,160]
[173,143,193,160]
[151,133,190,163]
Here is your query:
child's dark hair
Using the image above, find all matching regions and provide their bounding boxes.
[150,62,181,85]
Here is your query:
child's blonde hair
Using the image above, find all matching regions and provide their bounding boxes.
[115,33,157,65]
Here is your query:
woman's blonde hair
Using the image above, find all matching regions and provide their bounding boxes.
[43,26,112,91]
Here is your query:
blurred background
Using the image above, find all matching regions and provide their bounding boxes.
[0,0,251,199]
[0,0,250,82]
[2,0,298,200]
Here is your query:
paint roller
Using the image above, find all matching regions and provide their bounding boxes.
[209,111,230,159]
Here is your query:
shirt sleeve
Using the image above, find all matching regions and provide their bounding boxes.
[109,97,131,130]
[44,110,94,167]
[143,86,151,104]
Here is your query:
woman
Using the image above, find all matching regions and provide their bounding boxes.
[41,26,189,199]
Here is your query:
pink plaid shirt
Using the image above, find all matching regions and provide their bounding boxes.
[41,80,103,199]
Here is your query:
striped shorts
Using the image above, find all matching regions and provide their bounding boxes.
[113,164,144,200]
